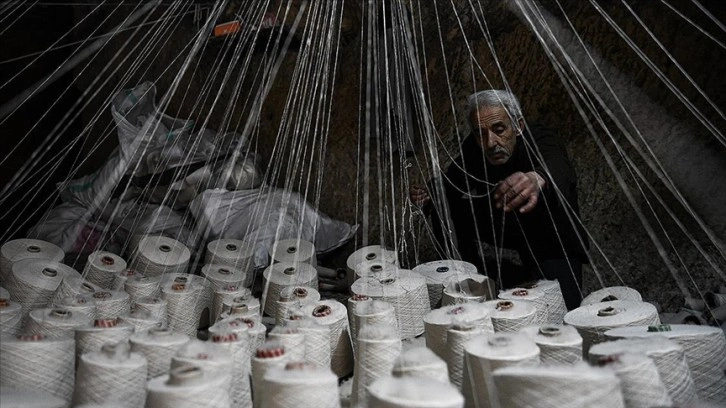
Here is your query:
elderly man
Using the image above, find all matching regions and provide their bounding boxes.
[411,89,588,309]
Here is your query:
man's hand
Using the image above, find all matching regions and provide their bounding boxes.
[493,171,546,213]
[409,184,431,207]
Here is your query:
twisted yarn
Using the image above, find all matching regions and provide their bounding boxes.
[262,363,340,408]
[447,322,485,390]
[27,307,91,339]
[54,293,97,319]
[92,289,131,319]
[84,251,126,289]
[132,296,168,325]
[518,325,583,365]
[499,288,548,324]
[412,259,479,309]
[124,274,161,303]
[368,376,464,408]
[262,262,317,317]
[201,264,247,290]
[483,299,537,332]
[161,274,212,337]
[303,299,353,377]
[130,328,190,379]
[210,330,253,408]
[268,325,307,361]
[274,286,320,325]
[461,332,540,408]
[581,286,642,306]
[392,347,449,383]
[0,239,64,284]
[598,353,672,408]
[73,341,147,408]
[252,341,289,408]
[424,303,492,359]
[270,238,317,266]
[564,301,659,355]
[75,318,134,358]
[351,323,402,408]
[0,334,75,405]
[350,270,430,339]
[145,365,232,408]
[7,259,78,322]
[606,324,726,403]
[131,236,190,277]
[441,274,494,306]
[206,239,255,286]
[0,297,22,336]
[493,364,625,408]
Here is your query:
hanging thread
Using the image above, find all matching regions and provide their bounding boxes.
[0,334,75,405]
[210,330,253,408]
[6,258,79,322]
[493,364,625,408]
[201,264,247,291]
[518,325,583,365]
[0,239,64,284]
[53,293,97,319]
[130,327,190,380]
[262,362,340,408]
[270,238,317,266]
[499,288,548,324]
[580,286,642,306]
[412,259,479,309]
[564,300,659,355]
[262,261,318,317]
[83,251,127,290]
[75,318,134,358]
[131,236,190,277]
[483,299,537,332]
[367,376,464,408]
[605,324,726,403]
[206,239,255,287]
[351,323,402,408]
[27,307,91,339]
[146,365,232,408]
[596,353,672,408]
[424,303,492,359]
[462,332,540,408]
[91,289,131,319]
[252,341,289,408]
[302,299,354,378]
[0,297,22,336]
[274,286,320,325]
[162,274,212,337]
[124,273,162,303]
[73,341,147,408]
[446,320,485,390]
[441,274,495,306]
[588,336,696,405]
[392,347,450,383]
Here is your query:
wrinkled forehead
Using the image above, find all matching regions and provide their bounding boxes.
[470,105,513,127]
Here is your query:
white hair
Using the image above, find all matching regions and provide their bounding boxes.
[467,89,523,129]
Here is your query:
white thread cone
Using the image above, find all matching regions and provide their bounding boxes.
[171,339,233,381]
[483,299,537,332]
[270,238,317,266]
[206,239,255,286]
[297,317,332,369]
[346,245,398,285]
[83,251,126,289]
[121,308,162,333]
[499,288,548,324]
[268,325,307,361]
[7,258,79,322]
[0,239,64,284]
[351,323,402,408]
[161,274,212,337]
[53,293,97,319]
[130,327,190,379]
[447,322,485,390]
[522,279,568,324]
[262,262,317,317]
[91,289,131,319]
[441,274,494,306]
[392,347,449,383]
[51,273,101,305]
[368,375,464,408]
[131,236,190,277]
[145,365,231,408]
[27,307,91,339]
[210,330,253,408]
[598,353,672,408]
[252,341,289,408]
[212,285,255,322]
[581,286,642,306]
[0,298,22,336]
[424,303,492,359]
[274,286,320,325]
[412,259,479,309]
[352,299,398,356]
[75,318,134,358]
[302,299,353,377]
[132,296,167,326]
[124,274,161,303]
[0,385,66,408]
[262,362,340,408]
[210,315,266,355]
[201,264,247,290]
[518,325,583,365]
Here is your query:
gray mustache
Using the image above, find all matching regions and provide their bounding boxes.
[488,146,509,155]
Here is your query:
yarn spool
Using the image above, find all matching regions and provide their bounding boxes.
[498,288,548,324]
[268,325,307,361]
[350,270,430,339]
[217,298,261,322]
[146,365,232,408]
[303,299,354,378]
[461,332,540,408]
[0,297,22,336]
[91,289,131,319]
[518,325,583,365]
[133,296,168,325]
[368,376,465,408]
[131,236,190,277]
[296,317,332,369]
[392,347,450,383]
[212,285,255,322]
[252,341,289,408]
[124,273,161,303]
[161,275,212,337]
[170,339,233,381]
[274,286,320,325]
[262,262,318,317]
[210,315,266,353]
[0,334,75,404]
[83,251,126,289]
[262,362,340,408]
[441,274,494,306]
[597,353,672,408]
[351,324,402,408]
[111,269,138,291]
[51,273,101,305]
[352,299,399,356]
[412,259,479,309]
[424,304,492,359]
[606,324,726,403]
[201,264,247,290]
[75,318,134,358]
[0,385,66,408]
[73,341,147,408]
[206,239,255,286]
[0,239,64,284]
[54,294,97,319]
[7,259,79,322]
[210,330,253,408]
[483,299,537,332]
[346,245,398,285]
[588,337,696,405]
[347,294,372,350]
[493,364,625,408]
[27,307,91,339]
[564,300,659,355]
[130,327,190,379]
[521,279,568,324]
[353,259,400,281]
[270,238,317,266]
[122,308,162,333]
[581,286,642,306]
[446,320,485,390]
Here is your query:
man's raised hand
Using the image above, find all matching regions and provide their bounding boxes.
[493,171,546,213]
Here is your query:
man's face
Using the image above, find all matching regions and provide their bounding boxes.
[471,105,521,166]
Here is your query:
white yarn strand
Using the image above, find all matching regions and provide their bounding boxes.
[367,376,465,408]
[351,323,402,408]
[392,347,450,383]
[83,251,126,290]
[0,334,75,405]
[27,307,91,339]
[412,259,479,309]
[518,325,583,365]
[262,363,340,408]
[130,328,190,380]
[131,236,190,278]
[598,353,672,408]
[262,262,318,317]
[73,341,147,408]
[303,299,353,377]
[0,239,64,284]
[145,365,232,408]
